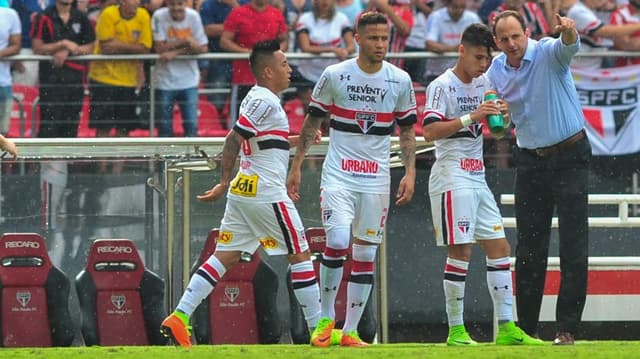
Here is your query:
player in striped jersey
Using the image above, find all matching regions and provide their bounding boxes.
[288,11,417,347]
[161,40,322,348]
[422,23,542,346]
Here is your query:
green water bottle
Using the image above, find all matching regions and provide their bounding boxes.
[484,90,504,135]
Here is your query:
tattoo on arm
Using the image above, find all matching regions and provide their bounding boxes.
[220,131,243,184]
[296,114,325,156]
[399,124,416,171]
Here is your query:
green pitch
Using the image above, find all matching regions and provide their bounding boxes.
[3,342,640,359]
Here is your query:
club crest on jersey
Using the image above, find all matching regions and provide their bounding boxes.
[457,218,470,234]
[356,112,376,133]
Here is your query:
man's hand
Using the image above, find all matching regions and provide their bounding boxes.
[286,167,302,201]
[395,173,415,206]
[52,49,69,67]
[554,14,576,34]
[197,183,229,202]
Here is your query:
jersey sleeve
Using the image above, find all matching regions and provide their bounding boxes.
[422,79,449,126]
[95,7,116,41]
[138,11,153,49]
[151,12,167,42]
[309,69,334,115]
[395,73,417,127]
[233,96,278,139]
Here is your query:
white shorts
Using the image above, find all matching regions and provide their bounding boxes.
[320,186,389,244]
[217,198,309,255]
[430,187,505,247]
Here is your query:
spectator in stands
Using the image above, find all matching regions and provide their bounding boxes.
[199,0,246,128]
[31,0,95,138]
[336,0,364,26]
[88,0,152,137]
[294,0,355,115]
[11,0,56,86]
[610,0,640,66]
[152,0,208,137]
[563,0,640,69]
[365,0,414,69]
[424,0,481,84]
[487,0,555,40]
[403,0,433,85]
[220,0,288,126]
[0,6,21,136]
[282,0,312,51]
[0,134,17,158]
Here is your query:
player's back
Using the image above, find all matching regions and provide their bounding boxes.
[229,85,290,203]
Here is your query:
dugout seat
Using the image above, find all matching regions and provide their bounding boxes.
[0,233,74,347]
[191,228,281,344]
[75,239,167,346]
[10,84,40,137]
[288,227,377,344]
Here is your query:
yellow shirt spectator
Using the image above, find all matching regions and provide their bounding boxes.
[89,5,152,87]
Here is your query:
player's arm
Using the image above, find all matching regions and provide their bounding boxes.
[423,100,501,141]
[197,130,244,202]
[287,110,327,201]
[395,122,416,206]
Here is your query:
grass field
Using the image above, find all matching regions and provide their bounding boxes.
[4,342,640,359]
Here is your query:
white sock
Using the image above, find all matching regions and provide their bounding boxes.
[342,244,377,333]
[176,255,227,317]
[290,261,321,329]
[443,257,468,327]
[486,256,514,323]
[319,247,347,319]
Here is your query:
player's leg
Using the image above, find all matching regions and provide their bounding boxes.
[431,189,477,346]
[161,200,256,347]
[339,192,387,347]
[475,187,543,345]
[313,187,355,346]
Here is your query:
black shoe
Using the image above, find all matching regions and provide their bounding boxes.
[553,332,575,345]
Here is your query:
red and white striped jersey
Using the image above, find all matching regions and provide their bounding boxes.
[610,4,640,66]
[231,85,291,203]
[422,69,490,195]
[310,58,417,194]
[295,11,352,82]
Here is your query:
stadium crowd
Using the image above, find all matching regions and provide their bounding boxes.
[1,0,639,138]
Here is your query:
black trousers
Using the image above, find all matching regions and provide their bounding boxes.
[38,67,85,138]
[513,135,591,335]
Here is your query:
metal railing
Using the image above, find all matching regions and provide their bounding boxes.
[7,49,640,137]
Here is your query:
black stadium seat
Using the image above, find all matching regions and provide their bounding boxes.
[0,233,74,347]
[75,239,167,346]
[192,228,281,344]
[288,227,377,344]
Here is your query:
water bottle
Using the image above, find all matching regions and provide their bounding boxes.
[484,90,504,135]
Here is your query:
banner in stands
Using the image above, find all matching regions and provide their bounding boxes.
[573,65,640,156]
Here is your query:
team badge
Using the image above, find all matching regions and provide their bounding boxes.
[457,219,470,234]
[111,295,126,310]
[16,291,31,307]
[355,112,376,133]
[225,287,239,302]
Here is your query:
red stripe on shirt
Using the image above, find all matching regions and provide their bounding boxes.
[331,104,395,123]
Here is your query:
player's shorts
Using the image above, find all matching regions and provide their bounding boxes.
[216,198,309,255]
[430,187,505,247]
[320,186,389,244]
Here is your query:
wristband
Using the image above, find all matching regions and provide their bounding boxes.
[460,114,472,127]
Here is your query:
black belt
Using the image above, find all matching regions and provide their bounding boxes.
[523,129,586,157]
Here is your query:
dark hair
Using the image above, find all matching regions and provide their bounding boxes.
[249,40,281,78]
[492,10,526,35]
[356,11,388,33]
[461,23,495,52]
